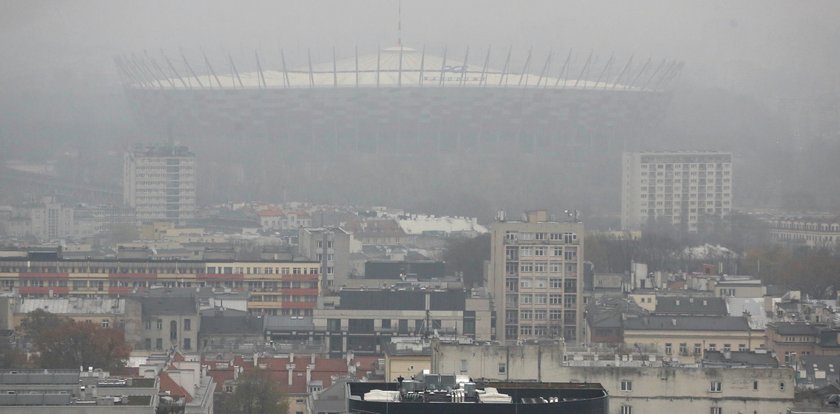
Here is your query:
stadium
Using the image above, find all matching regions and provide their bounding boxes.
[116,46,680,220]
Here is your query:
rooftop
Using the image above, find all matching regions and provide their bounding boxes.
[654,296,727,316]
[624,315,751,331]
[123,46,676,92]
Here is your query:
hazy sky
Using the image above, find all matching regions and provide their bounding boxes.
[1,0,839,214]
[1,0,838,150]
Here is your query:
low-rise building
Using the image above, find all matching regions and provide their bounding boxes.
[766,322,840,366]
[432,340,794,414]
[131,294,200,352]
[623,315,764,363]
[0,250,320,315]
[769,216,840,248]
[198,308,264,353]
[384,339,432,381]
[0,368,159,414]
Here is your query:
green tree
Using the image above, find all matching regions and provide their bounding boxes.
[220,369,289,414]
[442,233,490,288]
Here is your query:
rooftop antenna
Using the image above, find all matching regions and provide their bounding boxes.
[397,0,402,48]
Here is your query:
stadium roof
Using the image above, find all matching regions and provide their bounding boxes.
[118,46,682,91]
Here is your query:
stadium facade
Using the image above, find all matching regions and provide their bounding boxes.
[116,46,680,221]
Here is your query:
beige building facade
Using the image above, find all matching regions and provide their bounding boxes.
[623,316,765,364]
[489,211,584,342]
[432,340,794,414]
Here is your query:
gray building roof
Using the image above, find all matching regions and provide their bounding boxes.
[702,350,779,368]
[134,296,197,317]
[200,309,263,336]
[654,296,727,316]
[768,322,823,336]
[624,315,750,331]
[801,355,840,388]
[264,316,315,332]
[16,298,125,315]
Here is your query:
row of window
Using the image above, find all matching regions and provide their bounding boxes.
[640,162,731,169]
[663,342,746,355]
[144,319,191,331]
[144,337,191,351]
[505,231,578,243]
[207,266,318,275]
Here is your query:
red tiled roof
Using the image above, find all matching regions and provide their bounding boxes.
[159,371,193,403]
[172,352,186,363]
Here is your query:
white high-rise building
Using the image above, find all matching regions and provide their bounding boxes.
[123,144,196,224]
[488,210,584,342]
[621,151,733,232]
[29,197,75,241]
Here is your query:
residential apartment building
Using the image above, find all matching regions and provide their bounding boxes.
[488,210,584,342]
[621,151,733,232]
[298,227,352,290]
[123,144,197,224]
[0,250,319,315]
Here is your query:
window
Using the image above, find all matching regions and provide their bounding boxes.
[738,343,746,352]
[779,382,785,391]
[710,407,722,414]
[184,319,191,331]
[498,363,506,374]
[183,338,191,350]
[381,319,391,330]
[156,338,163,350]
[694,344,702,355]
[550,279,562,289]
[679,343,687,355]
[101,319,110,329]
[156,319,163,330]
[753,380,758,390]
[620,380,632,391]
[460,359,468,373]
[710,381,722,392]
[708,343,716,351]
[723,344,731,352]
[145,338,151,350]
[621,405,633,414]
[665,343,672,355]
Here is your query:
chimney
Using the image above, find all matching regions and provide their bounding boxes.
[672,319,677,326]
[253,353,258,367]
[703,299,707,306]
[310,354,316,364]
[724,350,731,360]
[286,364,295,386]
[306,364,314,385]
[675,299,680,306]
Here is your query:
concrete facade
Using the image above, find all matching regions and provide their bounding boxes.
[488,212,584,342]
[622,151,733,232]
[431,341,794,414]
[123,144,196,224]
[298,227,352,291]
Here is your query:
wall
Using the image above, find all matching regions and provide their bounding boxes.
[432,341,794,414]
